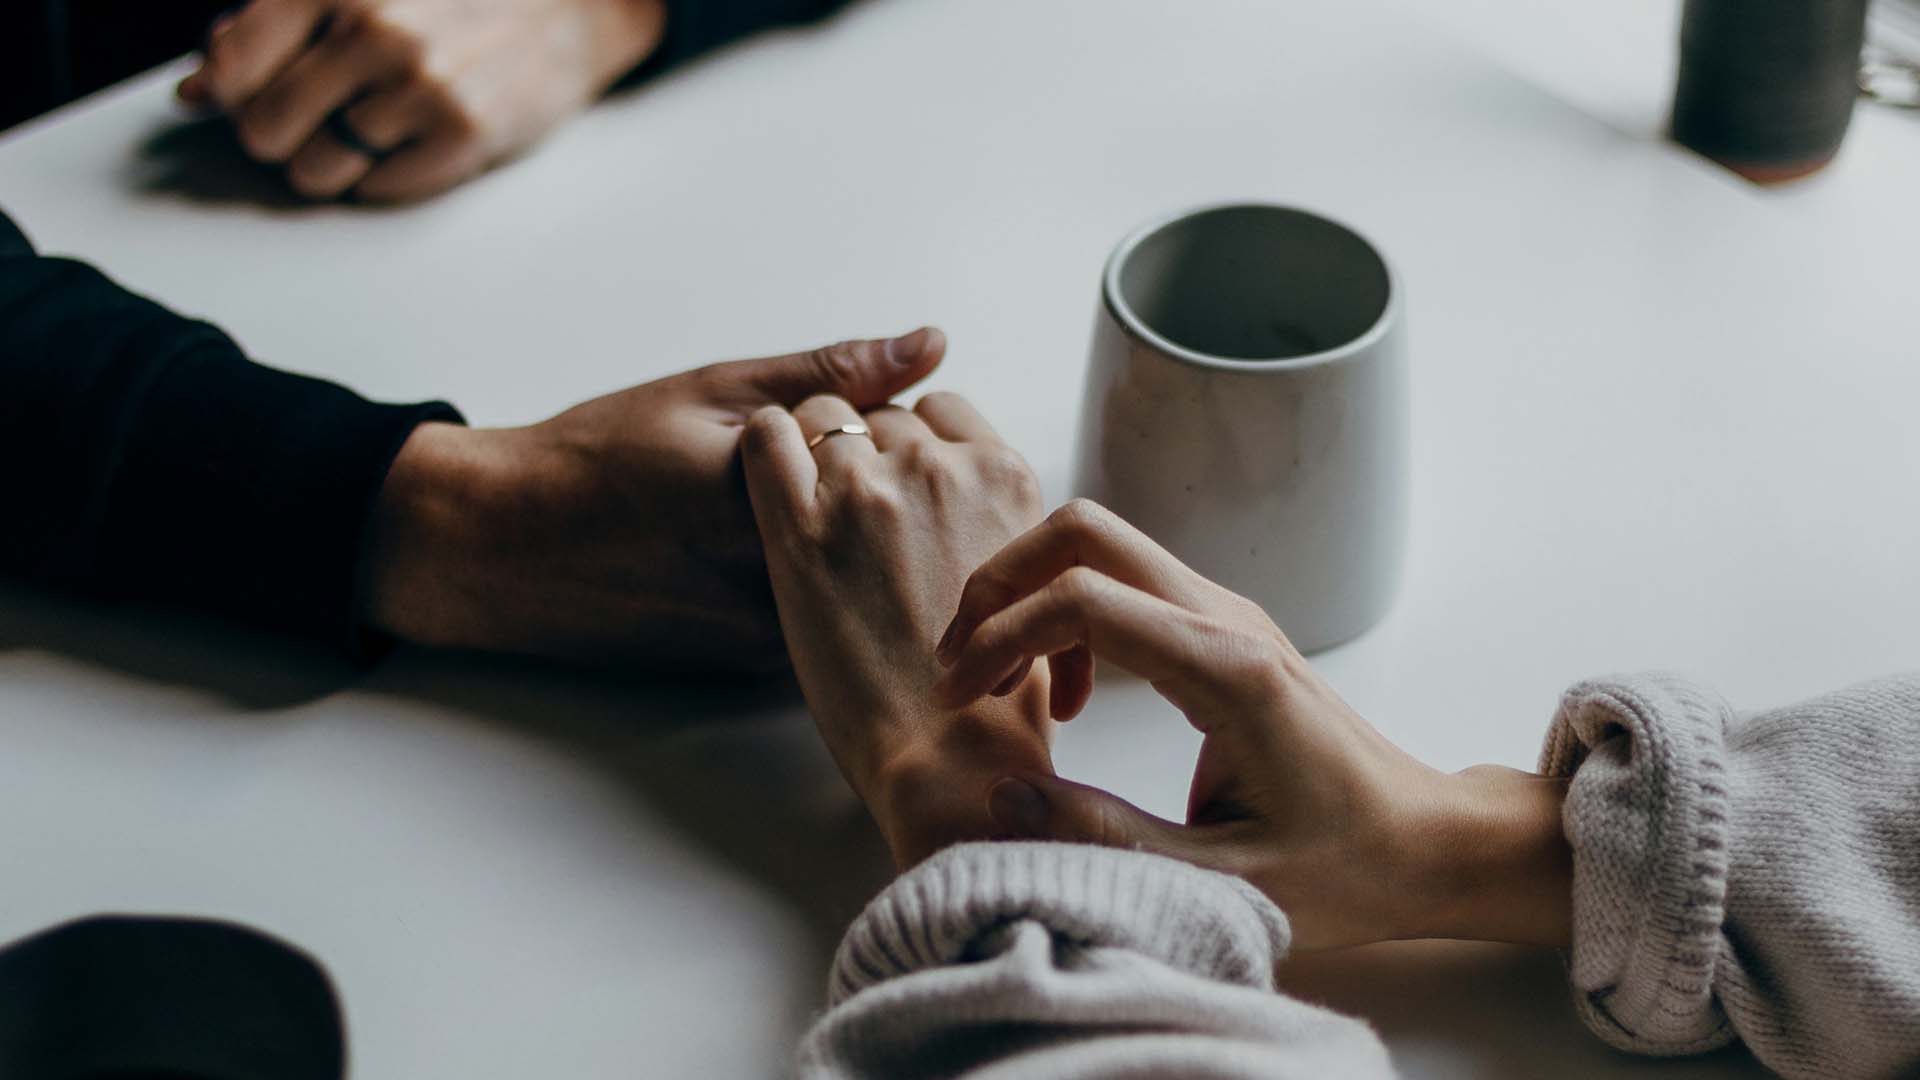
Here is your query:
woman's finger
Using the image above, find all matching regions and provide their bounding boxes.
[202,0,331,112]
[988,775,1222,869]
[791,394,878,464]
[1046,644,1095,721]
[739,406,815,524]
[936,567,1223,717]
[234,19,410,163]
[987,658,1034,698]
[860,405,932,452]
[913,391,999,443]
[937,499,1213,665]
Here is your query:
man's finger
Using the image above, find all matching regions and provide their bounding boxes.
[286,131,374,199]
[235,21,407,162]
[341,82,439,154]
[353,129,486,202]
[716,328,946,411]
[202,0,330,111]
[937,499,1211,666]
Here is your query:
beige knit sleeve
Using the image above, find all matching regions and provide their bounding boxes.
[1541,672,1920,1079]
[796,841,1394,1079]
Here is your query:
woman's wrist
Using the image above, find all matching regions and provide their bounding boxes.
[1396,765,1573,947]
[866,680,1055,870]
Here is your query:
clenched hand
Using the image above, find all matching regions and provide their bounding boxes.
[180,0,667,201]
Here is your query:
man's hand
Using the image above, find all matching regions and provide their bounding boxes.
[357,328,946,670]
[178,0,667,201]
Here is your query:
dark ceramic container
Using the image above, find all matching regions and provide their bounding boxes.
[1672,0,1871,182]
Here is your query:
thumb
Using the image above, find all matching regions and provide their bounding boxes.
[724,327,946,410]
[988,775,1206,863]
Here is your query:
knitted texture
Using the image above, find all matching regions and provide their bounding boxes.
[797,841,1393,1079]
[1541,672,1920,1078]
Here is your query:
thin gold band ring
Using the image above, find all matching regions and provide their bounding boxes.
[806,423,873,451]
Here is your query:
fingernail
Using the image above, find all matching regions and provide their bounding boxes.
[988,778,1049,836]
[990,669,1024,697]
[884,327,931,366]
[934,619,960,663]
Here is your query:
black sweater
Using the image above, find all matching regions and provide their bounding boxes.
[0,208,460,650]
[0,0,856,651]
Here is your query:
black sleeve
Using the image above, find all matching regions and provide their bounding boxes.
[0,207,462,652]
[636,0,858,76]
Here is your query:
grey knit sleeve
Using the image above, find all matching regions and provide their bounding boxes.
[1540,672,1920,1079]
[796,841,1394,1079]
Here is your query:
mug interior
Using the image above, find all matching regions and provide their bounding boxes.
[1112,205,1391,363]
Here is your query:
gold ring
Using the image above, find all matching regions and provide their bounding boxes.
[806,423,873,450]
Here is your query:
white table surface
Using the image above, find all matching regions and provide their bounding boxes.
[2,1,1915,1075]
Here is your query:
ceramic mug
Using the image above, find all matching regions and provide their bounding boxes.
[1070,203,1408,653]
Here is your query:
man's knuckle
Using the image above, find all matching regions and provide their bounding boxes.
[287,165,336,198]
[365,16,426,69]
[807,342,867,390]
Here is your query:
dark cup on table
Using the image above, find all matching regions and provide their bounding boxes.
[1672,0,1871,183]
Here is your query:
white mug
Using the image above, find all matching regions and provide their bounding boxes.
[1070,203,1408,652]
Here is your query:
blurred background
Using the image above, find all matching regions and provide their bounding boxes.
[5,0,1920,136]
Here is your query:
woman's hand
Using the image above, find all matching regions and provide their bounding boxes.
[358,329,943,670]
[739,391,1052,869]
[179,0,667,201]
[935,499,1573,950]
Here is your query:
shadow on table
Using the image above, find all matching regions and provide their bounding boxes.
[0,582,889,981]
[127,115,303,209]
[1281,940,1766,1078]
[365,644,895,966]
[0,582,357,712]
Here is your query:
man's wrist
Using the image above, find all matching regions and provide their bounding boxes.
[357,421,527,649]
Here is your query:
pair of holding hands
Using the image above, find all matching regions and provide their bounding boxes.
[366,327,1569,951]
[738,379,1569,951]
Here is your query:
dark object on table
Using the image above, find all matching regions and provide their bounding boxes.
[1671,0,1872,182]
[0,916,346,1079]
[0,1,227,132]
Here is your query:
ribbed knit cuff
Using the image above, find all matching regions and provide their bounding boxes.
[829,842,1289,1007]
[1539,674,1738,1056]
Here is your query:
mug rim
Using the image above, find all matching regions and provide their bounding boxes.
[1101,201,1401,372]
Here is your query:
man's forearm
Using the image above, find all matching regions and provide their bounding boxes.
[0,205,461,651]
